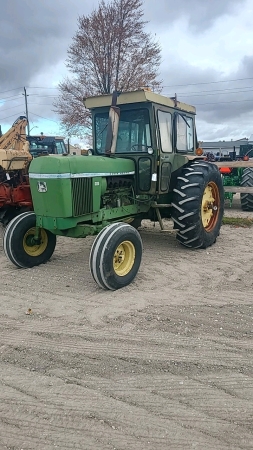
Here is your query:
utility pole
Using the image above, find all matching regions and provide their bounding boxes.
[23,87,30,135]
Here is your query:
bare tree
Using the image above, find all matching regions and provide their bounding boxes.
[54,0,162,137]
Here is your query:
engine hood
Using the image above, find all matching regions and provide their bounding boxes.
[29,154,135,179]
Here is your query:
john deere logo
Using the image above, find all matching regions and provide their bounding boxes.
[37,181,47,193]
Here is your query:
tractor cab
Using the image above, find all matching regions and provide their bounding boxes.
[84,89,201,195]
[27,136,67,158]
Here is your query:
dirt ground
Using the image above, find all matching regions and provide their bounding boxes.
[0,195,253,450]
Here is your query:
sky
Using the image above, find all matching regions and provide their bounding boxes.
[1,0,253,144]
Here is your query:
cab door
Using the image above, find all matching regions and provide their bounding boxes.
[156,109,174,194]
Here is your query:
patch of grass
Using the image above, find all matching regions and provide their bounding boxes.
[222,216,253,227]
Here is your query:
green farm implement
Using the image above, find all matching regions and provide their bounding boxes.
[213,145,253,209]
[215,162,253,209]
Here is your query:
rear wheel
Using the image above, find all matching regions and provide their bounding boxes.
[3,212,56,268]
[171,161,224,249]
[240,167,253,211]
[89,223,143,290]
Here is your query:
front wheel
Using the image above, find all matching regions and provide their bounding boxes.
[3,212,56,268]
[171,161,224,249]
[89,223,143,290]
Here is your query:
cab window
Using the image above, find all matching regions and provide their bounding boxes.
[55,141,66,154]
[176,115,194,152]
[157,110,172,153]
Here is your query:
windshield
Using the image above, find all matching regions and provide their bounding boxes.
[29,141,55,156]
[95,108,151,154]
[28,138,66,156]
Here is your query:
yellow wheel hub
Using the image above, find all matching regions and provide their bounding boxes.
[201,182,219,230]
[113,240,135,276]
[23,228,48,257]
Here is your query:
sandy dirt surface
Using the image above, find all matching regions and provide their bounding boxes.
[0,195,253,450]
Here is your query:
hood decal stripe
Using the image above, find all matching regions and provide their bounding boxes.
[29,171,135,179]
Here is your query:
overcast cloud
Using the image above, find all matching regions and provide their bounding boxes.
[0,0,253,142]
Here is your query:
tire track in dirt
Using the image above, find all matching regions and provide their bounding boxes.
[1,206,253,449]
[0,364,238,450]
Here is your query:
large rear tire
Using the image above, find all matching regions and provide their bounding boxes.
[240,167,253,211]
[171,161,224,249]
[89,223,143,290]
[3,212,56,268]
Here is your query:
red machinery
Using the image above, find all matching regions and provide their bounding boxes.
[0,116,68,224]
[0,116,33,224]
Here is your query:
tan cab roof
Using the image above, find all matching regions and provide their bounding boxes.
[83,89,196,114]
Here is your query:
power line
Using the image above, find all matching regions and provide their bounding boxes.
[195,98,253,106]
[28,102,57,106]
[0,103,24,112]
[0,94,23,102]
[0,87,23,95]
[1,102,57,108]
[0,94,58,104]
[29,111,59,123]
[0,112,24,120]
[29,94,58,98]
[168,85,253,96]
[163,88,253,98]
[0,91,58,103]
[0,86,58,95]
[162,77,253,88]
[28,86,59,90]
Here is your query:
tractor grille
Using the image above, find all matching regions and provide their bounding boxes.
[71,177,93,216]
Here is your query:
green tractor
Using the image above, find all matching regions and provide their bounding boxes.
[3,89,224,290]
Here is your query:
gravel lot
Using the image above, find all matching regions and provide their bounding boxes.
[0,196,253,450]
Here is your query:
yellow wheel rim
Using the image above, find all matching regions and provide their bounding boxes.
[113,240,135,276]
[23,228,48,257]
[201,182,220,231]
